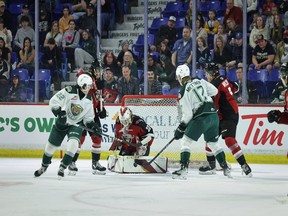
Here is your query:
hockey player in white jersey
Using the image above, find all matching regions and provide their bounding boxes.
[34,74,101,179]
[172,64,231,179]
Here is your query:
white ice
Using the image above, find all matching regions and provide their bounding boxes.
[0,158,287,216]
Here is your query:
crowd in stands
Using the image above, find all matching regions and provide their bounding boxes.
[0,0,288,105]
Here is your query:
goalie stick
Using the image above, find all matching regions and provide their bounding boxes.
[77,124,142,148]
[134,137,175,166]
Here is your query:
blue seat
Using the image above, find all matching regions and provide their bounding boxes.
[8,3,23,15]
[266,69,280,98]
[149,52,159,62]
[28,80,47,100]
[148,17,168,35]
[26,87,34,102]
[53,3,72,21]
[196,69,205,79]
[137,70,144,79]
[132,34,155,58]
[11,68,29,84]
[161,1,183,18]
[248,69,268,98]
[226,68,237,82]
[11,52,18,64]
[38,69,51,99]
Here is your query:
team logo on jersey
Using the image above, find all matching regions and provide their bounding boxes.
[71,103,83,116]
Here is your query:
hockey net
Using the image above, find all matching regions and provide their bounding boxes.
[122,95,207,168]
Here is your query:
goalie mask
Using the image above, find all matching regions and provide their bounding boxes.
[176,64,191,86]
[77,74,93,95]
[119,107,132,127]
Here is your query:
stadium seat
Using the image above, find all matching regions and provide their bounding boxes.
[226,68,237,82]
[137,70,144,80]
[25,87,34,102]
[7,3,23,15]
[149,52,159,62]
[11,68,29,84]
[10,52,18,64]
[132,34,155,59]
[28,80,47,101]
[196,69,205,79]
[161,1,183,18]
[148,17,168,35]
[39,69,51,99]
[266,69,280,98]
[53,3,72,21]
[248,69,268,98]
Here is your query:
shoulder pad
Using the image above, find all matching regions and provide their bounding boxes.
[65,86,73,92]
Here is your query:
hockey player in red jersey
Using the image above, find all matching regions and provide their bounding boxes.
[267,63,288,125]
[199,63,252,177]
[109,107,154,156]
[68,61,107,175]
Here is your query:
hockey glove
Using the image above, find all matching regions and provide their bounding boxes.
[57,111,67,125]
[174,123,186,140]
[267,110,281,123]
[87,122,102,137]
[98,107,107,119]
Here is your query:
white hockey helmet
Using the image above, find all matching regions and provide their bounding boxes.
[176,64,190,86]
[119,106,132,127]
[77,73,93,94]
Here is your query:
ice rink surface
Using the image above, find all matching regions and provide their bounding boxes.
[0,158,287,216]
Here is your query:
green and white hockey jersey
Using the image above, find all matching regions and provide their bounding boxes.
[178,78,218,124]
[49,86,95,126]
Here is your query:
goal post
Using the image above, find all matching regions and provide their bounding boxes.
[121,95,208,167]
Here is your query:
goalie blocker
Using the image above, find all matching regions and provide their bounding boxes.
[107,155,168,173]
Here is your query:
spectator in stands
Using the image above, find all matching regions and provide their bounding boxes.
[39,9,51,51]
[262,0,277,17]
[226,32,253,70]
[214,24,227,46]
[74,30,97,70]
[103,51,121,80]
[62,19,80,71]
[41,38,64,86]
[77,3,97,37]
[249,15,269,49]
[274,30,288,69]
[204,10,219,36]
[158,41,175,83]
[117,40,135,66]
[139,70,162,95]
[155,16,178,50]
[194,19,207,44]
[172,26,192,68]
[59,5,74,34]
[234,0,258,17]
[17,37,35,78]
[13,15,35,58]
[43,21,63,48]
[270,14,285,49]
[265,6,278,34]
[279,0,288,26]
[0,1,13,35]
[234,65,258,104]
[0,17,12,52]
[71,0,87,20]
[122,51,138,79]
[0,48,10,101]
[0,37,10,63]
[6,75,26,102]
[114,65,139,103]
[102,67,118,103]
[196,36,211,69]
[270,63,288,104]
[147,55,163,78]
[17,4,34,29]
[213,35,232,70]
[185,0,205,28]
[226,18,242,46]
[248,13,258,33]
[250,34,275,72]
[223,0,243,27]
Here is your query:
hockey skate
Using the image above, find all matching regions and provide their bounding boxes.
[68,162,78,176]
[223,167,232,178]
[199,161,216,175]
[241,163,252,177]
[172,164,188,180]
[34,164,48,177]
[57,166,65,180]
[92,160,106,175]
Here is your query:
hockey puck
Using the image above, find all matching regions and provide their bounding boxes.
[133,163,137,167]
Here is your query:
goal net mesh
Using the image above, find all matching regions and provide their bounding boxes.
[122,95,208,168]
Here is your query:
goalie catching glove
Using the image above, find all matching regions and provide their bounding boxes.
[174,123,186,140]
[267,110,281,123]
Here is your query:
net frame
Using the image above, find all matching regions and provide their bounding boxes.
[121,95,208,168]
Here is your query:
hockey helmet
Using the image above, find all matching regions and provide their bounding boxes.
[77,73,93,94]
[280,63,288,80]
[205,63,219,78]
[176,64,190,86]
[119,107,132,127]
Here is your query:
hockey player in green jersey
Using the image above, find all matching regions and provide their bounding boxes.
[34,74,101,179]
[172,64,231,179]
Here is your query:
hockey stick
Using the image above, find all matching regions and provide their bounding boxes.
[134,137,175,166]
[77,124,142,148]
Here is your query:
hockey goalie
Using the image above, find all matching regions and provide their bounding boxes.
[267,63,288,125]
[107,107,168,173]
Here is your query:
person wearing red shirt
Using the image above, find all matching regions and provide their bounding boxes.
[223,0,243,28]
